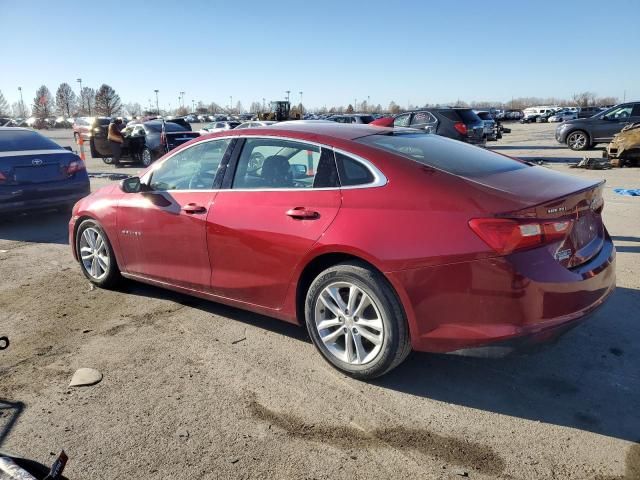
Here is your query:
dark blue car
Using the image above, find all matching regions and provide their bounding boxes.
[0,128,90,214]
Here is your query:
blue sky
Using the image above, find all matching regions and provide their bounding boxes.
[1,0,638,111]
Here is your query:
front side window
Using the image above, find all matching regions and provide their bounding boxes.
[232,138,338,189]
[149,139,231,190]
[604,106,632,120]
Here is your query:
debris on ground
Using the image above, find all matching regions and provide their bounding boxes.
[68,368,103,387]
[570,157,612,169]
[231,337,247,345]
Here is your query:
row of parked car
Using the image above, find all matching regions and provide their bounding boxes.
[521,105,606,123]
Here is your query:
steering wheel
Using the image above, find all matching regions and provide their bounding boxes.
[188,171,216,190]
[247,152,265,173]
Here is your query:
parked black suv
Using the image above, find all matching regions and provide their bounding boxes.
[577,106,602,119]
[392,108,485,145]
[556,102,640,151]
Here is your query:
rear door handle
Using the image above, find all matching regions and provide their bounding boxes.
[286,207,319,220]
[182,203,206,214]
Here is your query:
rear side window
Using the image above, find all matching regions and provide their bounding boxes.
[411,112,436,125]
[0,130,62,152]
[335,152,374,186]
[356,132,527,178]
[455,109,481,123]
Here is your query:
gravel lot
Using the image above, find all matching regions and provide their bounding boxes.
[1,122,639,479]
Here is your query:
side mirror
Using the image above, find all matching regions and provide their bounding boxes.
[121,176,142,193]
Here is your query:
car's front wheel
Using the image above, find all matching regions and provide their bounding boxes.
[567,130,590,151]
[76,219,121,289]
[305,261,411,379]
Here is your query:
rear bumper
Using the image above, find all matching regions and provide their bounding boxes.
[0,177,90,214]
[390,234,616,354]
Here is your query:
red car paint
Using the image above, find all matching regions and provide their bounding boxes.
[69,123,615,353]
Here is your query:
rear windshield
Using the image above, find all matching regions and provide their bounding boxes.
[144,122,188,133]
[455,109,482,124]
[356,132,527,177]
[0,130,62,152]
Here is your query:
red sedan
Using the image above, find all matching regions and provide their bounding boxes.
[69,123,615,379]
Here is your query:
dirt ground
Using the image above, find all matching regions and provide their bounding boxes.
[1,122,639,479]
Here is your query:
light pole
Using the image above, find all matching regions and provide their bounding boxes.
[76,78,83,113]
[192,99,195,112]
[154,90,160,115]
[17,86,25,117]
[262,97,266,112]
[285,90,290,102]
[367,95,370,113]
[229,96,233,113]
[179,91,185,109]
[299,91,303,114]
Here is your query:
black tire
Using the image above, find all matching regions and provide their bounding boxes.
[141,148,154,167]
[566,130,591,151]
[304,261,411,379]
[102,157,114,165]
[75,219,121,289]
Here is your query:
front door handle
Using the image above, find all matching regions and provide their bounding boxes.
[182,203,206,214]
[286,207,319,220]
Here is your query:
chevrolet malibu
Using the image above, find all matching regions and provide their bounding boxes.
[69,123,615,379]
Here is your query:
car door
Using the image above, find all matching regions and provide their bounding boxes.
[591,105,633,142]
[409,111,438,133]
[90,120,112,158]
[206,137,341,310]
[117,138,234,290]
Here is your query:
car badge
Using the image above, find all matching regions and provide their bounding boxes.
[31,158,43,166]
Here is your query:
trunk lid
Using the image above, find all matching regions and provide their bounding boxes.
[467,165,605,268]
[0,151,77,185]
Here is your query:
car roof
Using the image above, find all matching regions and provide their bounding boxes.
[265,122,387,140]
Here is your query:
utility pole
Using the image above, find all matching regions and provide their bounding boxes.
[299,91,303,114]
[367,95,370,113]
[229,96,233,113]
[17,86,25,117]
[154,90,160,115]
[262,97,266,112]
[76,78,83,113]
[192,99,195,112]
[179,91,185,108]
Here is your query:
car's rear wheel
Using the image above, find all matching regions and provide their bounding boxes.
[305,261,411,379]
[76,219,121,289]
[141,148,154,167]
[567,130,590,151]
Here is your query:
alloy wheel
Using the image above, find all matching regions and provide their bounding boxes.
[313,281,384,365]
[568,132,587,150]
[142,149,152,167]
[79,227,110,281]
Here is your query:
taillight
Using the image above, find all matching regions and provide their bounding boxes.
[66,160,86,175]
[454,122,468,135]
[469,218,573,255]
[0,171,6,182]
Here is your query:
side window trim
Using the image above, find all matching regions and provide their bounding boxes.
[333,149,387,189]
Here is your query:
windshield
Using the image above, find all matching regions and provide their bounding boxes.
[356,132,527,177]
[0,130,62,151]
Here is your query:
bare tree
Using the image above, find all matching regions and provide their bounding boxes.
[123,102,142,117]
[55,83,77,117]
[249,101,262,113]
[12,102,29,117]
[32,85,54,118]
[176,106,189,116]
[596,96,618,107]
[0,90,9,116]
[572,92,596,107]
[388,101,400,114]
[79,87,95,115]
[94,84,121,116]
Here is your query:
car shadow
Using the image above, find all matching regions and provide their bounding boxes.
[491,145,566,151]
[613,236,640,254]
[0,210,70,245]
[0,398,25,447]
[118,281,310,343]
[612,235,640,243]
[373,286,640,442]
[118,280,640,442]
[518,155,585,163]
